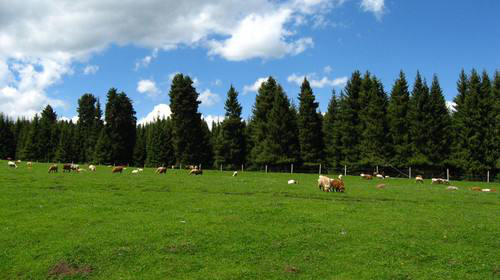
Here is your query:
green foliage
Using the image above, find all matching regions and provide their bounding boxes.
[21,114,42,161]
[55,121,77,163]
[427,75,452,167]
[215,86,246,169]
[387,71,411,168]
[77,94,103,163]
[145,118,175,167]
[297,78,323,164]
[0,114,15,159]
[323,90,342,168]
[408,72,432,167]
[132,125,147,167]
[39,105,58,162]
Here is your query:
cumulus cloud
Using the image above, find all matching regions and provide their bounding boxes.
[361,0,385,19]
[198,89,221,107]
[203,115,225,130]
[446,101,456,113]
[135,48,158,70]
[213,79,222,86]
[83,65,99,75]
[138,103,172,125]
[287,73,347,88]
[243,77,268,94]
[137,79,160,97]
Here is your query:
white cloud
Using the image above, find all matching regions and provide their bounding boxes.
[138,103,171,125]
[361,0,385,19]
[323,65,332,74]
[198,89,221,107]
[287,73,347,88]
[203,115,225,130]
[243,77,268,94]
[213,79,222,86]
[446,101,456,113]
[135,48,158,70]
[83,65,99,75]
[137,79,160,97]
[59,115,79,123]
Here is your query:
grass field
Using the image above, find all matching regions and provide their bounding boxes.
[0,161,498,279]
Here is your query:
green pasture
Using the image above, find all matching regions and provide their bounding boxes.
[0,161,498,279]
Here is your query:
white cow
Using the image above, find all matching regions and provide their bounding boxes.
[88,165,96,172]
[8,161,17,168]
[288,179,298,184]
[233,171,238,177]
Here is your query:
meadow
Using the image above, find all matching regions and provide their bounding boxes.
[0,161,498,279]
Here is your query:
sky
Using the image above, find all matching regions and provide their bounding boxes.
[0,0,499,125]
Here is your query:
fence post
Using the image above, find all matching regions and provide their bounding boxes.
[220,164,222,172]
[265,165,268,173]
[291,163,293,174]
[447,168,450,181]
[487,170,490,183]
[376,165,379,174]
[241,164,244,172]
[409,167,411,179]
[344,165,347,176]
[319,164,322,175]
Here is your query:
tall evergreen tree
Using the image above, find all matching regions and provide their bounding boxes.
[145,118,175,167]
[39,105,58,161]
[337,71,363,167]
[358,73,389,167]
[451,70,469,169]
[132,125,147,167]
[169,73,211,165]
[0,114,15,159]
[323,90,342,168]
[55,121,76,163]
[408,72,432,167]
[77,94,103,163]
[493,71,500,169]
[297,78,323,164]
[426,75,452,167]
[387,71,411,168]
[215,86,246,168]
[22,115,42,161]
[94,88,136,164]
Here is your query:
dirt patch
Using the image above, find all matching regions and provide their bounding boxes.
[284,265,300,274]
[48,261,92,278]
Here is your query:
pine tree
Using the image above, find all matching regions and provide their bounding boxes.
[323,90,342,168]
[492,71,500,169]
[337,71,363,168]
[39,105,58,161]
[387,71,411,168]
[426,75,452,167]
[145,118,175,167]
[358,73,389,167]
[94,88,136,165]
[0,114,15,159]
[55,121,75,163]
[216,86,246,169]
[451,70,469,170]
[77,94,103,163]
[169,74,208,165]
[297,78,323,164]
[132,125,147,167]
[408,72,432,167]
[22,115,42,161]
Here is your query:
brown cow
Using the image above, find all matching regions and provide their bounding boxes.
[112,166,124,173]
[63,164,72,172]
[156,167,167,174]
[331,179,345,192]
[189,168,203,175]
[48,164,58,173]
[361,174,373,180]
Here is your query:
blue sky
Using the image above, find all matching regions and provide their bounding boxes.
[1,0,499,124]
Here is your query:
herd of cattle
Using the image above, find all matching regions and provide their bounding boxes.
[5,160,496,193]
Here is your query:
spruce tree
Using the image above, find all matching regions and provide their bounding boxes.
[216,86,246,169]
[55,121,75,163]
[323,90,342,168]
[145,118,175,167]
[427,75,452,167]
[451,70,469,170]
[39,105,58,161]
[77,94,103,163]
[387,71,411,168]
[297,78,323,164]
[0,114,15,159]
[408,72,432,167]
[22,115,42,161]
[358,73,389,167]
[337,71,363,168]
[132,125,147,167]
[493,71,500,169]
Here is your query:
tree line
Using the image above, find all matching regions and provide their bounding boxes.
[0,71,498,177]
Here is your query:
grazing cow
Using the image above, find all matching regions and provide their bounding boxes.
[481,188,496,192]
[62,164,73,172]
[131,169,139,174]
[233,171,238,177]
[189,168,203,175]
[415,175,424,183]
[318,175,332,192]
[376,174,384,179]
[471,186,482,192]
[331,179,345,192]
[156,167,167,174]
[7,161,17,168]
[376,184,385,189]
[48,164,58,173]
[26,161,33,168]
[88,165,96,172]
[431,178,449,185]
[16,160,21,163]
[288,179,298,184]
[361,174,373,180]
[112,166,124,173]
[446,186,458,190]
[385,175,390,179]
[138,168,144,172]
